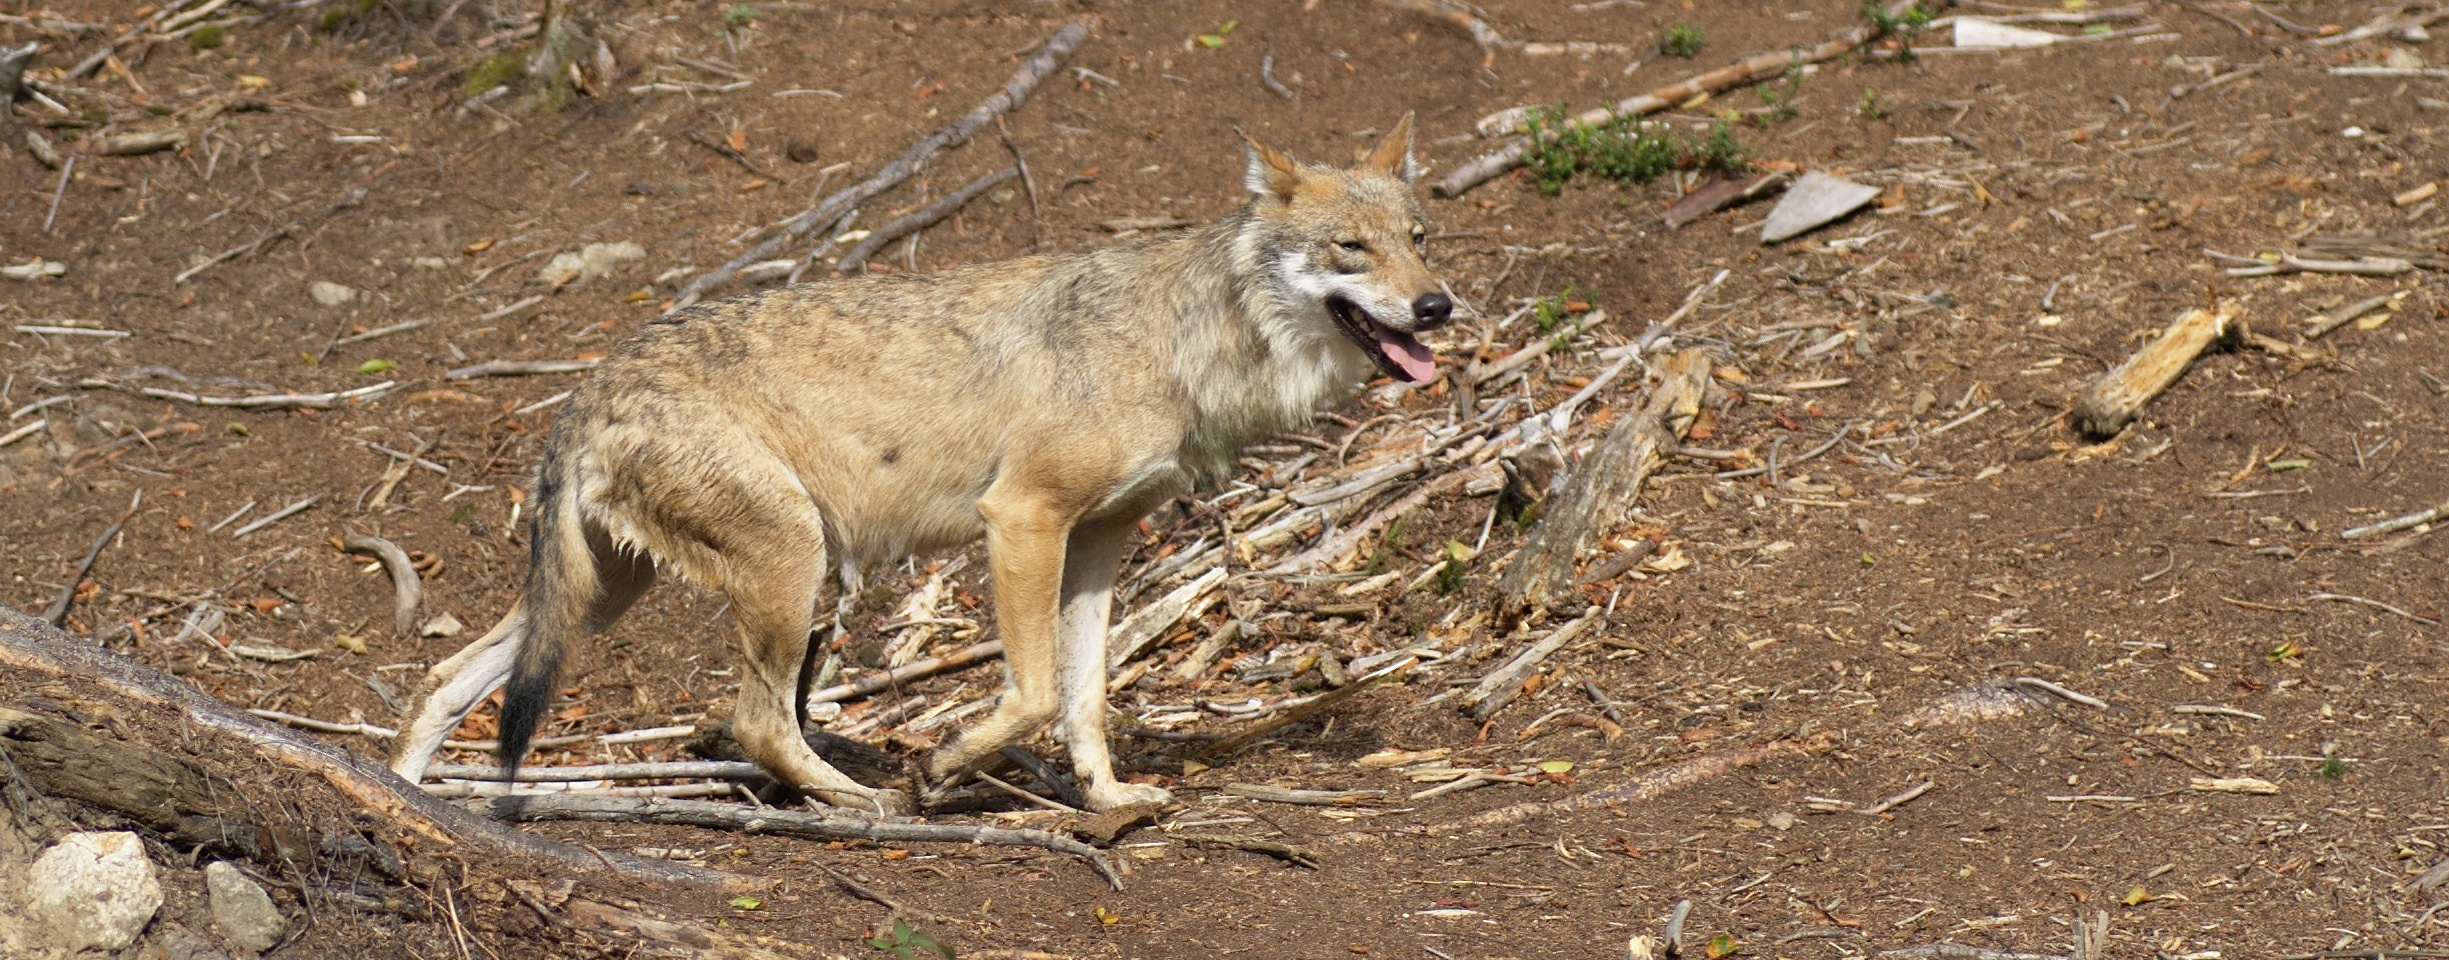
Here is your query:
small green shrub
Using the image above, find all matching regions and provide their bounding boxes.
[461,52,524,97]
[1856,89,1887,121]
[1522,105,1750,196]
[1659,22,1703,58]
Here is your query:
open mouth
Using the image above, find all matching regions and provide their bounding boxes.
[1326,296,1438,383]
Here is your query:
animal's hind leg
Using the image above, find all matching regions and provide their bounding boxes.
[720,521,910,815]
[1052,518,1173,811]
[387,531,654,783]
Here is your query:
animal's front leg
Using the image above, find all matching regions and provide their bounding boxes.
[1054,519,1174,812]
[926,486,1069,786]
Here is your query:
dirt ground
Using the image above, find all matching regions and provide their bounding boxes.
[6,0,2449,956]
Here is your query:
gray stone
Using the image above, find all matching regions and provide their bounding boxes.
[27,831,162,952]
[538,241,646,286]
[204,861,285,953]
[308,280,357,306]
[1760,170,1882,244]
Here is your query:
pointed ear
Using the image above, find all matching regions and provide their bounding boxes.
[1358,111,1418,183]
[1236,127,1302,201]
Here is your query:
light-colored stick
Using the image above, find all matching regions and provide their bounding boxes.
[2342,500,2449,540]
[342,534,422,636]
[424,760,762,782]
[1462,607,1600,720]
[2071,301,2240,439]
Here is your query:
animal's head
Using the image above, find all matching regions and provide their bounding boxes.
[1237,113,1451,383]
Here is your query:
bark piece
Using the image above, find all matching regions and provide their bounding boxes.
[1500,348,1711,612]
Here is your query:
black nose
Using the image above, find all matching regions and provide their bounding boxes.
[1411,292,1453,329]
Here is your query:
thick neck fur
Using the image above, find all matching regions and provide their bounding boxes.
[1128,208,1373,476]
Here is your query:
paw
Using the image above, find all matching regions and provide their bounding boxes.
[1082,780,1174,813]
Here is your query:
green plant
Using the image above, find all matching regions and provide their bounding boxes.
[1521,105,1750,196]
[1367,515,1410,574]
[2317,756,2347,780]
[1862,0,1933,38]
[1861,1,1933,59]
[1659,22,1703,58]
[1855,89,1887,121]
[1432,541,1471,594]
[1752,62,1803,126]
[722,3,757,28]
[188,24,227,51]
[866,920,952,960]
[460,51,524,97]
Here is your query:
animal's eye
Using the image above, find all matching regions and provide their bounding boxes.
[1412,231,1427,247]
[1338,240,1367,252]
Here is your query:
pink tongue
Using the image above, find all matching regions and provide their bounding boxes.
[1374,328,1438,381]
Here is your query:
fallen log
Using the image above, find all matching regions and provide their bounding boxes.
[670,23,1087,310]
[0,605,741,892]
[1498,348,1712,612]
[2071,300,2241,439]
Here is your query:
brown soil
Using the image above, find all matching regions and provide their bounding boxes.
[6,0,2448,957]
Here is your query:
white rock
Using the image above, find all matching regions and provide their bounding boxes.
[1760,170,1883,244]
[205,861,286,952]
[419,611,465,638]
[538,241,646,286]
[27,832,162,952]
[2385,47,2428,70]
[1953,17,2065,48]
[409,256,451,269]
[309,280,357,306]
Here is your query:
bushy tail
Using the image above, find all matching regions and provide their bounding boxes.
[495,453,597,776]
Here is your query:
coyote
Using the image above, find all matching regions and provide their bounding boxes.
[390,114,1452,814]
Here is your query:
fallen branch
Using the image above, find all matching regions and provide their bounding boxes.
[2342,500,2449,540]
[1170,832,1321,868]
[808,639,1004,705]
[2225,254,2415,278]
[342,534,422,637]
[1107,568,1226,668]
[1194,658,1416,759]
[445,358,602,380]
[2070,301,2240,439]
[1461,606,1600,721]
[1268,464,1488,575]
[670,23,1086,310]
[40,490,141,626]
[0,606,739,891]
[1881,946,2068,960]
[81,377,398,410]
[834,165,1020,273]
[1357,676,2055,843]
[1440,2,1922,197]
[173,188,366,284]
[2305,293,2398,340]
[230,495,321,539]
[425,760,764,782]
[1499,348,1710,611]
[477,794,1122,889]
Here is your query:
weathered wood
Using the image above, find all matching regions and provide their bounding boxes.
[0,606,741,891]
[475,794,1122,889]
[1499,348,1712,612]
[2071,301,2241,439]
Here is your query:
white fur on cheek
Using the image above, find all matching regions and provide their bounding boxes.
[1278,253,1416,335]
